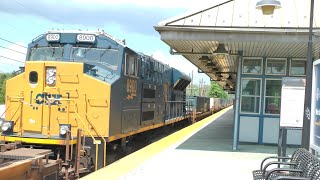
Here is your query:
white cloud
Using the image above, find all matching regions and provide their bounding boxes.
[0,42,26,72]
[74,0,224,10]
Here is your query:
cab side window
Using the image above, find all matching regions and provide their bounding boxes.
[125,53,138,77]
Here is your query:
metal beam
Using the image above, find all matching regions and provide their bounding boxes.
[198,69,236,74]
[170,48,238,56]
[158,29,320,44]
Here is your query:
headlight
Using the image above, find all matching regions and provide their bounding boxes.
[59,124,71,137]
[1,121,14,135]
[46,67,56,85]
[1,122,12,131]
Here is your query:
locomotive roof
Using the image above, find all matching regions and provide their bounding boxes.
[46,30,126,46]
[44,30,189,78]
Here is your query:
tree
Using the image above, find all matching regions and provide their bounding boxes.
[0,73,13,104]
[208,81,228,99]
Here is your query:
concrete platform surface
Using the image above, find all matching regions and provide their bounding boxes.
[82,106,295,180]
[119,147,274,180]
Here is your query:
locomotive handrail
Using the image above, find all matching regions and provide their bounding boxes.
[8,96,24,99]
[73,112,102,171]
[50,99,97,140]
[6,96,24,104]
[11,106,20,123]
[44,87,78,91]
[164,101,186,103]
[51,98,107,170]
[60,89,78,92]
[82,110,107,168]
[43,88,79,98]
[0,105,9,118]
[83,95,107,168]
[5,96,28,136]
[44,87,59,90]
[8,97,24,136]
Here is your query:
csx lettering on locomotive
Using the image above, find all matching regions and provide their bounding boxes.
[35,93,62,105]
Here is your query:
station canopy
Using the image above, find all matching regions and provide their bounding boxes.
[154,0,320,92]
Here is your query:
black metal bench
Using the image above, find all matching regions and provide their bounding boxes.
[252,148,320,180]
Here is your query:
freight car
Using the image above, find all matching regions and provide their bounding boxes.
[186,96,210,113]
[186,96,234,114]
[0,30,191,175]
[210,98,221,112]
[209,98,233,112]
[186,96,233,123]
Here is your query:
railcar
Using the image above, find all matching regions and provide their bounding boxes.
[186,96,210,113]
[0,30,191,173]
[186,96,234,114]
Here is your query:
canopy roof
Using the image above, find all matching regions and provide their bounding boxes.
[155,0,320,91]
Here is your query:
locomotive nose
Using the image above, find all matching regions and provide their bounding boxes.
[5,61,111,139]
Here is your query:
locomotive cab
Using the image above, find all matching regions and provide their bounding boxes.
[2,31,123,141]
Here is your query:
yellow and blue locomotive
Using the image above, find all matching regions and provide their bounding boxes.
[0,30,191,171]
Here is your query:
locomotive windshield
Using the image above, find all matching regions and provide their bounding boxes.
[28,46,120,71]
[71,47,119,71]
[29,47,64,61]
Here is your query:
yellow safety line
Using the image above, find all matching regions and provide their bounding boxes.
[0,136,77,145]
[81,106,233,180]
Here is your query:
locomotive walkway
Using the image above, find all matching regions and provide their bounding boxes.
[82,106,295,180]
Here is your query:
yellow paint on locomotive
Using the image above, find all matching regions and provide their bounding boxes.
[1,61,111,144]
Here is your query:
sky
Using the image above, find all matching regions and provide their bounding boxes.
[0,0,217,84]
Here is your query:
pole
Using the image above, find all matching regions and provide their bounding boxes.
[65,131,70,180]
[301,0,315,149]
[191,70,193,95]
[75,129,82,178]
[232,51,243,150]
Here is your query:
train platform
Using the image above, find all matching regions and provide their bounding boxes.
[82,106,295,180]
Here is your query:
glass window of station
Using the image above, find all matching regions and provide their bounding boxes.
[242,57,262,74]
[239,57,306,116]
[240,78,261,114]
[266,58,286,75]
[264,79,281,114]
[290,59,306,76]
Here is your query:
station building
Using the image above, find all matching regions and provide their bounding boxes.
[154,0,320,149]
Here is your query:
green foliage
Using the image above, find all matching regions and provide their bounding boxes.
[208,81,228,99]
[0,73,12,104]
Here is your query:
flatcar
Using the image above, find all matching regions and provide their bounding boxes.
[0,30,191,173]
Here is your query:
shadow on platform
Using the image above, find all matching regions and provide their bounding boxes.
[176,108,296,155]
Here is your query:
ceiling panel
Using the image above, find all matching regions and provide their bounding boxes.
[163,38,320,92]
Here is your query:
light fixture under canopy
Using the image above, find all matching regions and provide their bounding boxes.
[256,0,281,15]
[212,44,229,59]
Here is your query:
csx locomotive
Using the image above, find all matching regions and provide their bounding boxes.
[0,30,191,171]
